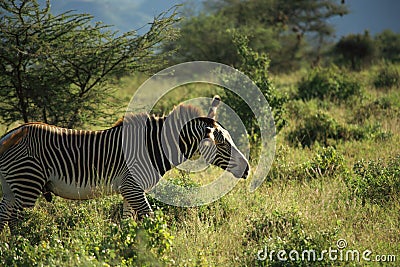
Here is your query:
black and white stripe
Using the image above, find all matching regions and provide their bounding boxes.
[0,100,249,232]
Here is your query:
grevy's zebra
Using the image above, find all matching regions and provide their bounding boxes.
[0,96,249,232]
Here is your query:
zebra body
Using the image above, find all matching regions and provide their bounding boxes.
[0,97,249,232]
[1,124,127,199]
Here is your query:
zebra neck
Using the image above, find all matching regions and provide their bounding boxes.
[145,117,204,176]
[178,119,205,163]
[145,117,173,176]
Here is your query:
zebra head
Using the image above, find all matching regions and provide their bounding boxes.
[196,96,250,179]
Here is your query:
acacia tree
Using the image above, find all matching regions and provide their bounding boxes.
[0,0,179,128]
[163,0,348,72]
[334,31,376,70]
[375,30,400,63]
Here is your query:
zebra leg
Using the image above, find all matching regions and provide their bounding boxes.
[5,186,43,233]
[3,161,45,233]
[120,182,153,220]
[42,181,53,202]
[122,198,133,218]
[0,200,14,233]
[0,176,15,232]
[7,205,24,234]
[0,198,14,233]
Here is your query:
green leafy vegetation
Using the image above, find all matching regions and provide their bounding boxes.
[245,208,340,266]
[163,0,348,73]
[347,155,400,205]
[287,109,391,148]
[297,65,362,102]
[1,0,400,266]
[0,198,174,266]
[373,64,400,89]
[0,0,179,128]
[334,31,377,70]
[221,33,287,139]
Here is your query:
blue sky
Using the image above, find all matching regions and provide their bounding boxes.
[329,0,400,38]
[48,0,399,37]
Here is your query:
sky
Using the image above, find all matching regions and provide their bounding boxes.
[329,0,400,38]
[48,0,400,38]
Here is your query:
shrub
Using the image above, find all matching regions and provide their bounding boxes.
[287,110,391,147]
[147,169,201,216]
[224,33,288,136]
[287,111,340,147]
[0,198,174,266]
[285,98,332,121]
[334,31,377,70]
[302,146,346,179]
[347,155,400,205]
[269,146,346,181]
[267,145,301,181]
[243,209,340,266]
[297,65,362,102]
[350,96,396,123]
[375,30,400,63]
[373,64,400,89]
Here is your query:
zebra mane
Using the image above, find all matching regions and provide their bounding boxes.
[0,126,29,156]
[167,104,203,121]
[113,104,204,127]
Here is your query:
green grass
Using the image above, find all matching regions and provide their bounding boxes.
[1,64,400,266]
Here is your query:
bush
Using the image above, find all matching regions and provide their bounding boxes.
[243,209,340,266]
[297,66,362,102]
[269,146,346,181]
[347,155,400,205]
[287,111,340,147]
[375,30,400,63]
[225,33,287,135]
[0,198,174,266]
[287,110,391,148]
[350,96,396,123]
[373,64,400,89]
[334,31,377,70]
[302,146,346,179]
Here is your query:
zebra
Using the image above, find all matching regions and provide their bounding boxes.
[0,96,249,232]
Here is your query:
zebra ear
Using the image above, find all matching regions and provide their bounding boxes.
[207,95,221,120]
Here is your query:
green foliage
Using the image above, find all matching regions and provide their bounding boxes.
[147,170,202,221]
[350,95,400,123]
[0,0,179,127]
[163,12,239,66]
[302,146,346,179]
[334,31,377,70]
[244,209,340,266]
[333,30,400,69]
[375,30,400,63]
[348,155,400,205]
[194,32,287,160]
[269,145,346,181]
[373,64,400,89]
[222,33,287,139]
[164,0,348,72]
[0,198,174,266]
[287,110,391,148]
[297,65,362,102]
[287,111,338,148]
